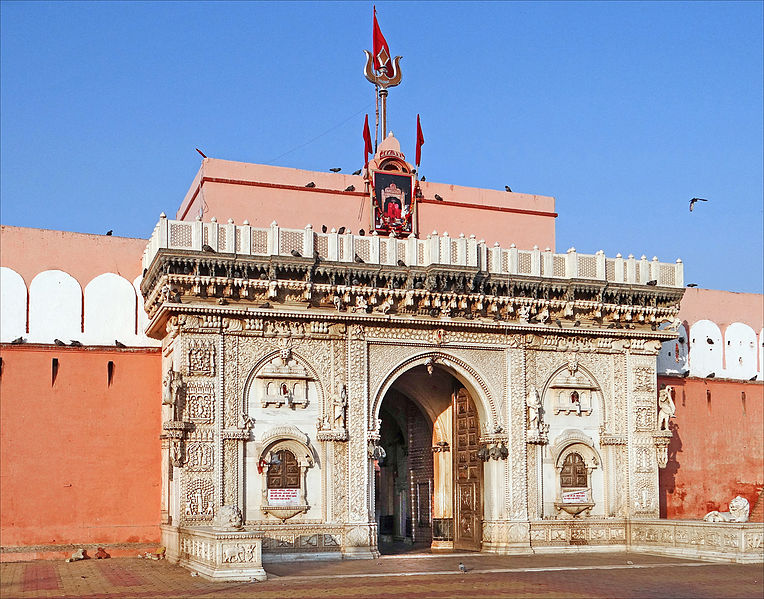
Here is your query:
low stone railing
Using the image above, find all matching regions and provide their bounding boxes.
[630,519,764,563]
[527,518,763,563]
[143,215,683,288]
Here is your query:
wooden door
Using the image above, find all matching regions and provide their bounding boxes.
[267,450,300,489]
[453,387,482,551]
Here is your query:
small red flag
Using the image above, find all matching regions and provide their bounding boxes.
[363,114,373,167]
[373,7,391,74]
[415,114,424,167]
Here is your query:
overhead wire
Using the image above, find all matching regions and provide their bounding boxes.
[265,102,375,165]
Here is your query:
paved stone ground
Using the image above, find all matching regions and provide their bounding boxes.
[1,551,762,599]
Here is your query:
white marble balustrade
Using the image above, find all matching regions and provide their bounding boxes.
[143,215,684,288]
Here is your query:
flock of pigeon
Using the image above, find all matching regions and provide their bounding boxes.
[10,337,127,347]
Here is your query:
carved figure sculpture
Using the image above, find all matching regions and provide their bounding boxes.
[333,384,348,430]
[215,505,244,530]
[657,385,675,431]
[162,369,183,407]
[240,412,255,430]
[518,304,531,322]
[527,386,542,431]
[278,337,292,363]
[703,496,750,522]
[664,315,682,332]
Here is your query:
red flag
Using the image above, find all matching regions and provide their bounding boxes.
[363,114,373,167]
[415,114,424,166]
[373,7,391,74]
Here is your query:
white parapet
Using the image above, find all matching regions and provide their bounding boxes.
[142,218,685,288]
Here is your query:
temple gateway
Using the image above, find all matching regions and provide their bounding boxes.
[141,138,692,579]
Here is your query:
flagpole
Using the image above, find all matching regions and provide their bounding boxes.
[379,89,387,142]
[374,84,379,152]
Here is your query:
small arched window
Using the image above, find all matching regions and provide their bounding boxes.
[560,452,587,488]
[266,450,300,489]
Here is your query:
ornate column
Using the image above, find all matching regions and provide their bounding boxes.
[626,349,661,519]
[344,324,378,558]
[481,345,531,553]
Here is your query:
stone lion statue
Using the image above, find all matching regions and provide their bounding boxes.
[214,505,244,531]
[703,495,750,523]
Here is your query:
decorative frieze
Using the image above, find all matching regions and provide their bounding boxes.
[184,477,215,519]
[186,442,214,471]
[188,339,215,376]
[185,381,215,423]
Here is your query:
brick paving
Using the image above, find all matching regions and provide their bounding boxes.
[1,552,762,599]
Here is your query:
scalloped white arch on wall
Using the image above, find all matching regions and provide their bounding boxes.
[657,324,689,375]
[28,270,82,343]
[82,273,137,345]
[0,267,27,342]
[689,320,723,378]
[724,323,758,380]
[133,275,160,347]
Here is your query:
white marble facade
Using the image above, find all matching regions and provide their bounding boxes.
[141,220,762,573]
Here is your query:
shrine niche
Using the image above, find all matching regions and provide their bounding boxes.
[369,134,418,236]
[549,431,602,518]
[255,426,316,522]
[541,361,606,519]
[544,358,602,418]
[248,350,314,410]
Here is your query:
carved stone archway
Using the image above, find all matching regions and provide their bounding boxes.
[371,351,499,434]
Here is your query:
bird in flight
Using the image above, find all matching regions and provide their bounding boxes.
[689,197,708,212]
[329,167,341,173]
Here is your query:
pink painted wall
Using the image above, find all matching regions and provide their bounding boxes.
[0,345,162,560]
[658,376,764,520]
[679,288,763,331]
[0,226,147,287]
[176,158,557,251]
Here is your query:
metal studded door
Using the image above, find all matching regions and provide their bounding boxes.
[453,386,482,551]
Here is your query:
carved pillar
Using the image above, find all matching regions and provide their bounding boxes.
[344,324,377,557]
[626,351,660,519]
[480,346,531,554]
[507,348,529,521]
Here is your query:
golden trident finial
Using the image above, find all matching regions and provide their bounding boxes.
[362,50,403,90]
[363,51,402,149]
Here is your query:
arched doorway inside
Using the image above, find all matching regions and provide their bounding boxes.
[374,363,482,553]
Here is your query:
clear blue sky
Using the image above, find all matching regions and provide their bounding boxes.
[1,1,762,293]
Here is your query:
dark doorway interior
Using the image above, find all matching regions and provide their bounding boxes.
[376,390,433,553]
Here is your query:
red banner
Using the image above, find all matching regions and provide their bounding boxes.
[363,114,373,167]
[416,114,424,166]
[373,7,391,74]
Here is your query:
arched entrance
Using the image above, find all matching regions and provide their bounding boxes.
[374,363,483,553]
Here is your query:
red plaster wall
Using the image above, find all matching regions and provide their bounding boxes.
[0,345,162,557]
[658,376,764,520]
